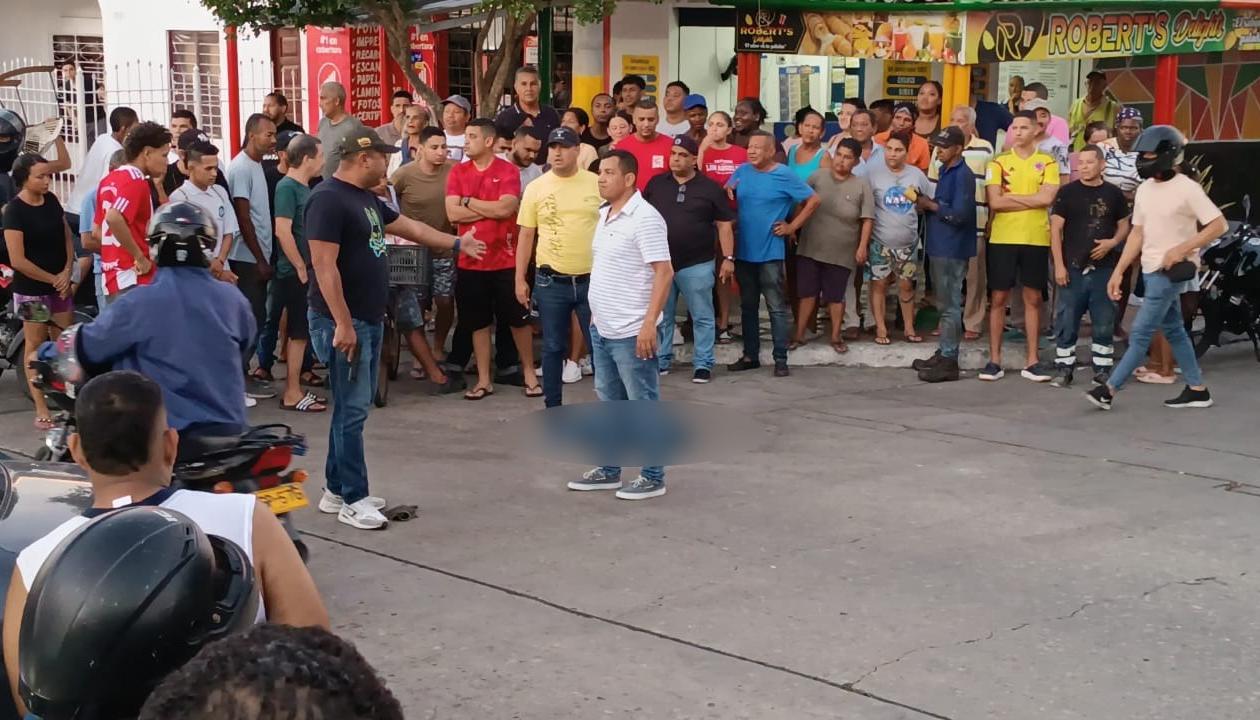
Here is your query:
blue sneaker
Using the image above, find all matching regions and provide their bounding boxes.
[978,362,1005,381]
[567,468,622,491]
[615,475,666,501]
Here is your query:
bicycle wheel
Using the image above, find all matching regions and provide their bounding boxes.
[385,321,401,381]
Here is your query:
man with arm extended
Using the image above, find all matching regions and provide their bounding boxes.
[306,127,485,530]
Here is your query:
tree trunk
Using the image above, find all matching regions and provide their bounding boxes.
[474,9,537,117]
[369,3,443,127]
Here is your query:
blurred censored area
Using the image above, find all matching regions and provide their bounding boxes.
[508,401,767,469]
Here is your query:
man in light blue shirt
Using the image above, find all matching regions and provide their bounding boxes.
[227,113,277,399]
[725,131,819,377]
[78,149,126,309]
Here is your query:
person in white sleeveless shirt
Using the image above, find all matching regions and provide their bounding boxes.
[4,371,328,712]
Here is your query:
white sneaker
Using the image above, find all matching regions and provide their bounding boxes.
[318,488,387,514]
[534,366,544,377]
[562,359,582,384]
[338,498,389,529]
[245,395,257,408]
[578,356,593,376]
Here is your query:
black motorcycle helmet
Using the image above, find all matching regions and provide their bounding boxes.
[1133,124,1185,181]
[0,108,25,156]
[147,201,216,268]
[19,506,259,720]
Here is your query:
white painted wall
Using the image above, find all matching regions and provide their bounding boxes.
[608,0,675,100]
[676,25,737,114]
[0,0,101,64]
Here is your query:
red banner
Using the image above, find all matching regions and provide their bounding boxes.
[305,26,351,129]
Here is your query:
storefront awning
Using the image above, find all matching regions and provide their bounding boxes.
[728,2,1260,63]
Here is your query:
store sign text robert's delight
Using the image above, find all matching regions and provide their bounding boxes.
[1046,9,1225,56]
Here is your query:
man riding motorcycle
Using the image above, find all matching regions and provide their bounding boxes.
[3,370,328,718]
[40,201,255,450]
[12,506,258,720]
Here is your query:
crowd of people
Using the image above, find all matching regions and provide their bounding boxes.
[0,58,1234,719]
[0,64,1227,515]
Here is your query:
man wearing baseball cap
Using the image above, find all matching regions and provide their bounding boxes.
[642,134,735,383]
[1024,98,1070,183]
[515,126,602,407]
[442,95,472,162]
[162,129,229,197]
[1069,70,1119,151]
[306,126,487,530]
[683,94,708,144]
[912,127,976,383]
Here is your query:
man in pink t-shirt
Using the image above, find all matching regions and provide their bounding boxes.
[622,100,674,191]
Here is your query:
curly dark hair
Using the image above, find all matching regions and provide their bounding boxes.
[137,624,404,720]
[122,121,172,162]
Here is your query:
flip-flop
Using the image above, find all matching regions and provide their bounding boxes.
[301,372,327,388]
[787,340,804,351]
[410,367,426,380]
[463,386,494,401]
[280,392,327,413]
[524,384,543,398]
[904,334,925,343]
[831,340,848,354]
[964,331,982,341]
[844,327,861,341]
[250,368,273,382]
[874,335,892,345]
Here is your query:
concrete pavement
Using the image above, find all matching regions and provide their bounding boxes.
[2,343,1258,719]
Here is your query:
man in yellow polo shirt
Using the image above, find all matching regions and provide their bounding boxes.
[981,110,1060,382]
[516,126,603,407]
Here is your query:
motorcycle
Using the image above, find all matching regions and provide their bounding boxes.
[0,268,25,388]
[1196,196,1260,360]
[28,320,313,561]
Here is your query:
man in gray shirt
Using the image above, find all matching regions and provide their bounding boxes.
[229,113,277,398]
[862,130,930,344]
[316,81,365,179]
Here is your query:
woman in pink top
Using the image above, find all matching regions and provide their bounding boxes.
[698,110,747,343]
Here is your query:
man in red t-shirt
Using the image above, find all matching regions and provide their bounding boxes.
[445,118,541,400]
[93,122,171,299]
[623,100,674,191]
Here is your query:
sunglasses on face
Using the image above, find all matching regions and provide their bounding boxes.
[676,182,688,204]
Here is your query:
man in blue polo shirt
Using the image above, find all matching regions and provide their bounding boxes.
[725,130,820,377]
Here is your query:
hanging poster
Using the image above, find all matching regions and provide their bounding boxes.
[621,55,660,100]
[883,61,931,101]
[965,7,1229,63]
[305,26,351,129]
[349,27,383,125]
[737,11,964,63]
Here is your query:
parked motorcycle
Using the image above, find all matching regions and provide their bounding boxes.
[1196,196,1260,360]
[3,295,95,400]
[27,321,314,560]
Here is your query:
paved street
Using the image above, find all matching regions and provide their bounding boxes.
[2,343,1259,719]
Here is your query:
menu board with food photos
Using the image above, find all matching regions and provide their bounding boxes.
[737,10,964,64]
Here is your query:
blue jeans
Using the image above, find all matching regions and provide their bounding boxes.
[1054,265,1116,373]
[657,260,716,372]
[1108,272,1203,391]
[534,274,592,408]
[929,256,968,359]
[590,326,664,483]
[734,260,790,363]
[309,312,383,505]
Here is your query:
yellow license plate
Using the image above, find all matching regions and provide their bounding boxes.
[255,483,308,513]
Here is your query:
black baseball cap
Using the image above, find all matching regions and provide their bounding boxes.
[276,129,304,152]
[672,134,699,156]
[1086,70,1107,80]
[930,126,966,148]
[546,126,580,148]
[338,127,398,156]
[176,129,216,154]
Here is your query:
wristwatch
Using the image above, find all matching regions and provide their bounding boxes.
[453,235,462,253]
[723,255,735,262]
[461,196,471,207]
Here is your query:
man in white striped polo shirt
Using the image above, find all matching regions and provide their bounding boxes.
[566,149,674,500]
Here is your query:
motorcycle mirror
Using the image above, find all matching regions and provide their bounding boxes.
[17,301,51,324]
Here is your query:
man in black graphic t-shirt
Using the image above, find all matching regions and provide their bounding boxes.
[305,127,485,531]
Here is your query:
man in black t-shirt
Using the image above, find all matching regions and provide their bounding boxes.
[1048,144,1131,387]
[493,66,560,166]
[305,127,485,531]
[641,135,735,383]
